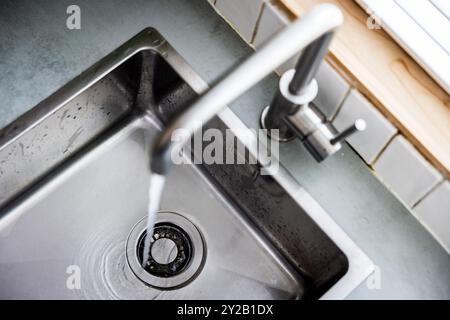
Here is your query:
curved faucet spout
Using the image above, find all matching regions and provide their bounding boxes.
[150,3,343,175]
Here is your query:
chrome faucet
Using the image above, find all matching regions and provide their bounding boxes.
[260,30,366,161]
[151,4,365,175]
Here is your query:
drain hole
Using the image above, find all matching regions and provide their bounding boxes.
[137,223,192,278]
[126,211,205,289]
[151,238,178,264]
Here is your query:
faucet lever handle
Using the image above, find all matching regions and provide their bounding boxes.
[330,119,366,145]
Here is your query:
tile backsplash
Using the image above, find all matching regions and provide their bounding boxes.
[314,62,350,121]
[208,0,450,254]
[414,181,450,254]
[251,1,299,75]
[333,89,397,165]
[215,0,263,42]
[373,135,442,207]
[252,1,288,47]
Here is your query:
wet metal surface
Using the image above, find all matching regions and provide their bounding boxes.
[0,28,372,299]
[0,30,304,299]
[1,0,448,299]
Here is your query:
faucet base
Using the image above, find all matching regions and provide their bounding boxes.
[260,106,295,142]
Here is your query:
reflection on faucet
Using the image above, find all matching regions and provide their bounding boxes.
[261,31,366,161]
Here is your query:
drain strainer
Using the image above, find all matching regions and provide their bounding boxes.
[137,223,191,277]
[126,211,205,289]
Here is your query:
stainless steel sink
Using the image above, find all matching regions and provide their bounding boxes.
[0,28,373,299]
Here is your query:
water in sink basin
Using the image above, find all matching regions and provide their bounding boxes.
[0,118,302,299]
[142,173,165,269]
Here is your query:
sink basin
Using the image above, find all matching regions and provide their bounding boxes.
[0,28,373,299]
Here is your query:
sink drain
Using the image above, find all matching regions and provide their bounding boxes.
[137,223,191,277]
[126,211,205,289]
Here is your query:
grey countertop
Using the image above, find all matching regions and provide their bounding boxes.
[1,0,449,299]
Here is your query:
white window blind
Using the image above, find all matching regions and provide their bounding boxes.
[356,0,450,94]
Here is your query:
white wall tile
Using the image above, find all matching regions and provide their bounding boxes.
[333,89,397,164]
[314,62,350,121]
[252,2,298,75]
[414,181,450,254]
[373,135,442,207]
[215,0,263,42]
[252,2,289,47]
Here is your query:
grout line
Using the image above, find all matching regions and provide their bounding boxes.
[209,0,257,47]
[250,1,266,45]
[329,86,352,122]
[412,179,444,209]
[270,0,296,20]
[345,141,374,167]
[370,132,398,167]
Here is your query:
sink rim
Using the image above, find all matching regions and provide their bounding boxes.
[217,107,374,299]
[0,27,374,299]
